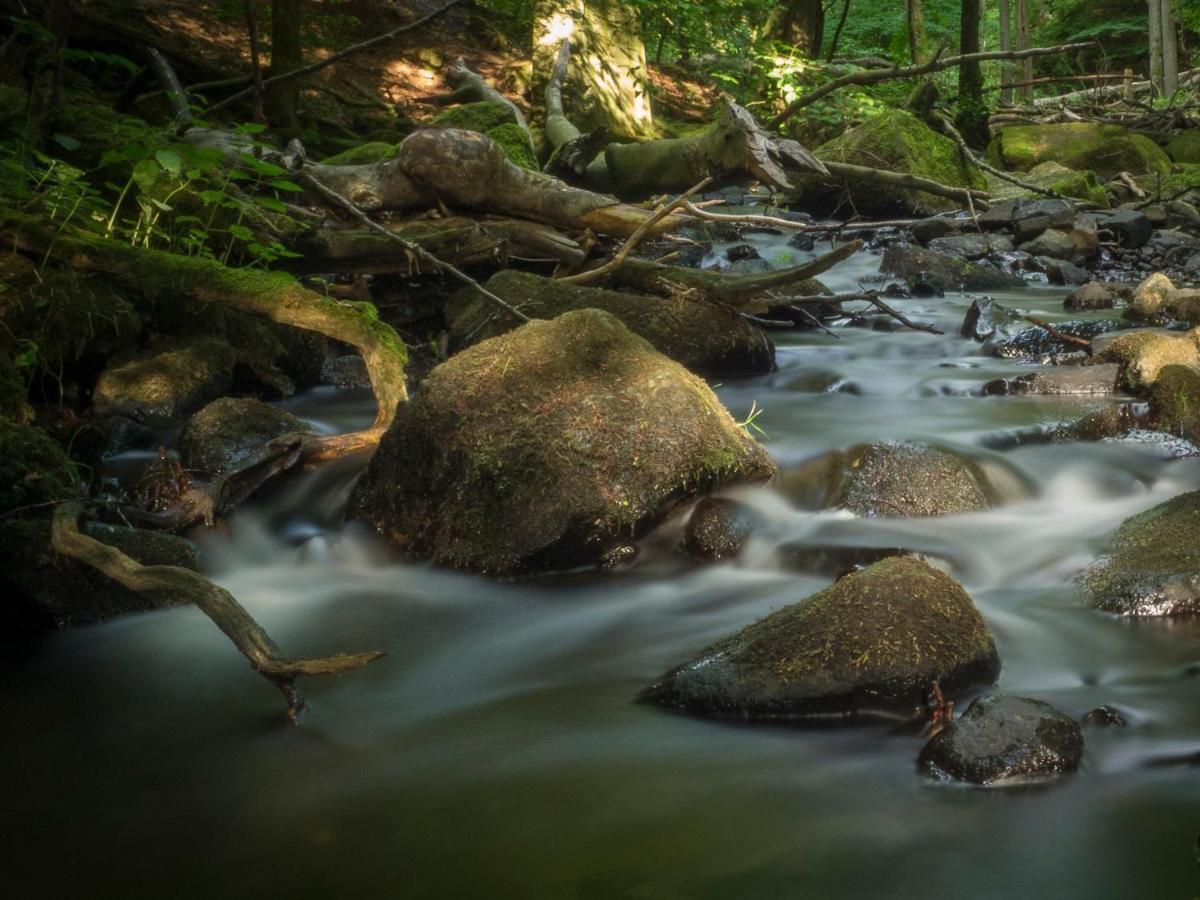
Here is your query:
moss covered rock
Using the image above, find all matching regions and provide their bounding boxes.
[445,269,774,377]
[811,109,986,214]
[93,336,236,423]
[1096,330,1199,390]
[0,350,31,423]
[880,242,1024,292]
[318,142,398,166]
[0,420,80,515]
[987,123,1170,178]
[640,556,1000,719]
[430,101,537,170]
[347,309,776,573]
[1149,365,1200,443]
[178,397,314,477]
[1079,491,1200,617]
[1165,132,1200,165]
[779,442,997,518]
[0,520,196,634]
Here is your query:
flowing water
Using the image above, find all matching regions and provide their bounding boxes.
[3,240,1199,899]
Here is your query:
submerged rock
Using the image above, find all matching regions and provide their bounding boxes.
[683,497,763,561]
[961,298,1024,343]
[919,694,1083,785]
[640,556,1000,719]
[1080,491,1200,617]
[779,442,997,518]
[445,269,775,378]
[982,364,1120,396]
[881,243,1024,292]
[93,337,236,424]
[177,397,314,478]
[347,309,776,573]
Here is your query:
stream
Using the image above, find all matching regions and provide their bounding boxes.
[2,240,1198,899]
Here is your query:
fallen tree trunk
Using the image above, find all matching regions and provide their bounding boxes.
[819,160,991,209]
[52,502,383,721]
[431,57,530,136]
[3,213,408,459]
[1032,67,1199,107]
[542,38,610,179]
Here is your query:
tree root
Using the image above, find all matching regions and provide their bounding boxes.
[52,502,384,722]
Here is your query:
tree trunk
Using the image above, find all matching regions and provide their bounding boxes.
[1162,0,1178,97]
[906,0,927,64]
[955,0,988,149]
[266,0,302,129]
[1015,0,1032,102]
[531,0,653,141]
[763,0,824,57]
[998,0,1013,104]
[1148,0,1164,96]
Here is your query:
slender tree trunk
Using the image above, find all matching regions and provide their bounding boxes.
[998,0,1012,104]
[763,0,824,57]
[266,0,302,129]
[906,0,927,64]
[1148,0,1164,96]
[244,0,265,124]
[826,0,852,61]
[1162,0,1179,97]
[1015,0,1032,102]
[956,0,988,148]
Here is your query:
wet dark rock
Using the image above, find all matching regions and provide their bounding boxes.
[1183,253,1200,279]
[93,337,236,424]
[787,232,816,251]
[1040,259,1090,286]
[728,257,773,275]
[927,234,1014,260]
[725,243,761,263]
[777,543,907,576]
[976,199,1018,230]
[1018,229,1078,261]
[881,243,1024,292]
[1064,282,1116,311]
[1083,705,1128,727]
[1080,490,1200,617]
[1052,403,1139,443]
[93,415,156,457]
[961,298,1025,342]
[982,364,1120,396]
[348,309,776,574]
[640,556,1000,719]
[909,272,946,297]
[445,269,775,378]
[778,442,996,518]
[683,497,763,561]
[1103,429,1200,458]
[321,354,371,389]
[1099,209,1153,250]
[919,694,1083,785]
[911,216,964,245]
[177,397,314,478]
[992,320,1127,361]
[0,519,197,634]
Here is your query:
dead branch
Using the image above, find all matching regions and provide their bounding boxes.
[770,41,1094,128]
[1024,315,1091,349]
[931,112,1066,201]
[52,502,383,721]
[819,160,990,209]
[433,57,530,138]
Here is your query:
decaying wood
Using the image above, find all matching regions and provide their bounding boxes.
[543,38,610,179]
[770,41,1094,127]
[52,502,383,721]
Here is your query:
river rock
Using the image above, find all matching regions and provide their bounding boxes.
[0,519,197,634]
[0,420,80,515]
[1096,330,1200,390]
[177,397,314,478]
[987,123,1170,178]
[683,497,763,561]
[911,216,964,245]
[919,694,1084,785]
[1149,365,1200,443]
[640,556,1000,719]
[881,243,1024,292]
[927,234,1013,260]
[982,364,1120,396]
[992,320,1126,362]
[1064,282,1116,311]
[1012,199,1077,243]
[347,309,776,573]
[1018,229,1078,261]
[445,269,774,378]
[1099,209,1154,250]
[961,298,1024,342]
[778,442,995,518]
[1038,258,1090,286]
[93,337,236,424]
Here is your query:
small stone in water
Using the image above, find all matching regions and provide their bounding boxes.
[1082,706,1128,728]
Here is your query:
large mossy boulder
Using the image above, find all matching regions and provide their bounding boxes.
[1165,132,1200,165]
[640,556,1000,719]
[1095,330,1200,390]
[880,242,1024,292]
[178,397,314,478]
[987,123,1170,178]
[0,420,80,515]
[810,109,986,214]
[445,269,774,377]
[1080,491,1200,617]
[778,442,998,518]
[92,337,236,423]
[992,161,1107,206]
[0,520,197,634]
[1149,365,1200,442]
[347,309,776,573]
[919,694,1083,785]
[430,101,537,170]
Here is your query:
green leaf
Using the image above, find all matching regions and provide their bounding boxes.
[257,197,288,213]
[269,179,303,193]
[227,224,254,240]
[234,123,268,135]
[51,133,81,151]
[154,149,183,175]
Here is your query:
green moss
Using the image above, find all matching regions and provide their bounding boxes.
[810,109,986,214]
[430,100,518,133]
[641,556,1000,718]
[987,161,1107,206]
[318,142,399,166]
[1097,331,1199,390]
[988,123,1170,178]
[485,122,537,170]
[1137,163,1200,200]
[0,350,30,423]
[0,420,80,515]
[1149,365,1200,442]
[1165,132,1200,165]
